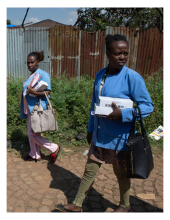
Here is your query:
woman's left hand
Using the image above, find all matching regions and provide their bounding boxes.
[27,85,36,95]
[107,102,122,120]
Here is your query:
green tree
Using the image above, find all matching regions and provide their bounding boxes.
[74,8,163,31]
[74,8,107,31]
[7,19,11,25]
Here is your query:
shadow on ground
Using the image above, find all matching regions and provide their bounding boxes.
[129,196,163,212]
[47,161,163,212]
[8,129,54,161]
[8,129,163,212]
[7,129,30,157]
[47,161,118,212]
[9,129,28,148]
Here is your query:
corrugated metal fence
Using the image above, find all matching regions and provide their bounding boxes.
[49,25,80,78]
[80,30,106,79]
[7,28,24,78]
[7,26,163,79]
[135,28,163,76]
[48,26,106,79]
[7,27,50,79]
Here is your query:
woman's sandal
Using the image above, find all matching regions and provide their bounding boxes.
[35,158,41,163]
[50,146,62,163]
[24,154,34,161]
[24,154,41,162]
[55,204,81,212]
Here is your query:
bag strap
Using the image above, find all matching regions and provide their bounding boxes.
[129,107,147,139]
[100,68,108,96]
[43,91,52,109]
[129,107,137,137]
[32,96,41,112]
[100,72,107,96]
[137,107,147,137]
[34,92,52,109]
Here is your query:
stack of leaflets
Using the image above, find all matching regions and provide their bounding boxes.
[149,126,164,140]
[91,96,133,116]
[30,73,41,87]
[29,80,48,97]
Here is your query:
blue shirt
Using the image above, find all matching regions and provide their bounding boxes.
[20,68,51,119]
[87,65,154,151]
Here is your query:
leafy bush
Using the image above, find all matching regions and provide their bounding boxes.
[7,75,94,147]
[7,78,27,139]
[142,69,163,134]
[135,69,163,150]
[7,71,163,150]
[50,74,94,131]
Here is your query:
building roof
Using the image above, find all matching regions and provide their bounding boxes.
[25,19,66,27]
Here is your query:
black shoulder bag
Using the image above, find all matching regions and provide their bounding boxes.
[126,107,154,179]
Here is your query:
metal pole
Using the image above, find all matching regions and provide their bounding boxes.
[21,8,29,29]
[77,30,81,83]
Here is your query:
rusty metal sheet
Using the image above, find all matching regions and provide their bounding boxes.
[49,25,80,78]
[150,28,163,74]
[136,28,163,77]
[80,30,106,79]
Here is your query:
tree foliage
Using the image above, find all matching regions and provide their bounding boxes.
[74,8,163,32]
[7,19,11,25]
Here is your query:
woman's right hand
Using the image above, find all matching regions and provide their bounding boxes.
[27,85,36,95]
[107,102,122,120]
[87,132,92,145]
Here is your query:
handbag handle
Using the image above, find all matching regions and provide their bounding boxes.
[32,92,52,112]
[129,107,147,139]
[43,91,52,109]
[129,107,137,136]
[137,107,147,137]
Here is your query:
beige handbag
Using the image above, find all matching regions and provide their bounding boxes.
[31,92,58,133]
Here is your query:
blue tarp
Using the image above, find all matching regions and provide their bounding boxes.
[7,25,17,27]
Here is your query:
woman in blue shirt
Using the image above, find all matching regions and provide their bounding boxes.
[20,51,61,163]
[55,34,154,212]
